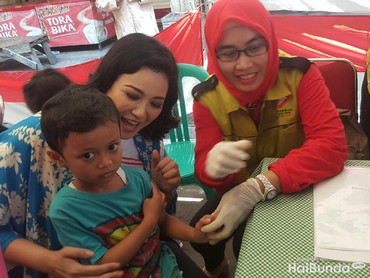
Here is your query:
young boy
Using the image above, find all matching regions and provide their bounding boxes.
[23,68,71,113]
[41,87,209,277]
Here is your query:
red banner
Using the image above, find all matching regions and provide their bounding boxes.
[35,0,115,47]
[0,4,43,39]
[0,58,101,102]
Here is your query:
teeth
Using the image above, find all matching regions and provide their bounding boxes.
[122,118,139,127]
[239,73,255,80]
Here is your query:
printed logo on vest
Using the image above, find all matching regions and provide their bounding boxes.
[277,96,293,117]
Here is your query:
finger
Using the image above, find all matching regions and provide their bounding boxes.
[223,147,250,161]
[201,218,224,233]
[207,227,232,244]
[198,215,212,226]
[161,167,180,179]
[157,159,179,179]
[216,159,246,171]
[156,156,172,169]
[151,182,160,196]
[61,246,95,259]
[233,140,253,151]
[151,149,160,169]
[163,176,181,186]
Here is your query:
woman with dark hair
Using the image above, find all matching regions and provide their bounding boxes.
[0,33,204,278]
[87,33,180,212]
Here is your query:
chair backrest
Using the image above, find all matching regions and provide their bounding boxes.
[170,63,209,142]
[309,58,357,112]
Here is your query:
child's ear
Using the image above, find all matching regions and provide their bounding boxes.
[46,148,66,167]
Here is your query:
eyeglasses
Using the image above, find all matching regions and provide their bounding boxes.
[216,44,269,62]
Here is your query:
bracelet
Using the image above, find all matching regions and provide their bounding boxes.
[256,174,277,200]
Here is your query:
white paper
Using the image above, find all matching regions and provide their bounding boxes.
[314,166,370,263]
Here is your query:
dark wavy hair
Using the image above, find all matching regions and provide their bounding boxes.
[41,86,121,154]
[87,33,179,141]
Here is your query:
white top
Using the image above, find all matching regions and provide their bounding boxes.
[95,0,159,39]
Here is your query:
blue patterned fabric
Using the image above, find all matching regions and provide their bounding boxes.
[0,114,73,277]
[133,133,178,215]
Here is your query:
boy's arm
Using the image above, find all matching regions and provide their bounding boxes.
[99,183,165,267]
[98,216,158,266]
[159,213,210,243]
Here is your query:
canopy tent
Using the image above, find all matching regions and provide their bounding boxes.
[262,0,370,14]
[154,1,369,71]
[0,0,369,104]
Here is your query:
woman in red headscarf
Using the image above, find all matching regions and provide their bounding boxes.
[190,0,347,276]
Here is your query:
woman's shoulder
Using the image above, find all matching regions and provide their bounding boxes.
[0,114,43,141]
[192,75,218,101]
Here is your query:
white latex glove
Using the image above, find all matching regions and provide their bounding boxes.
[205,140,252,179]
[201,178,264,245]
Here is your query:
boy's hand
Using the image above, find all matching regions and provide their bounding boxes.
[142,183,166,227]
[151,150,180,193]
[193,215,213,243]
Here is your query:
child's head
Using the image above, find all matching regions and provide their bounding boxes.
[23,69,71,113]
[41,87,122,188]
[41,86,121,155]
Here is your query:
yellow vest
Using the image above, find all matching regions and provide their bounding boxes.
[197,68,306,184]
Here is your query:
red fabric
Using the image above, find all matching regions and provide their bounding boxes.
[155,10,203,66]
[271,15,369,72]
[193,65,347,192]
[1,9,368,103]
[269,65,347,193]
[204,0,280,105]
[0,59,101,102]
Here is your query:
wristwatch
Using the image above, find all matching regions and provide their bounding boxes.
[256,174,277,200]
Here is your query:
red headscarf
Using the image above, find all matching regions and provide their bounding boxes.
[205,0,279,106]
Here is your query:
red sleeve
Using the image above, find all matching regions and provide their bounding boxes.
[193,100,235,190]
[269,64,347,193]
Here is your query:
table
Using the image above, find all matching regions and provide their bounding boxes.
[0,35,56,69]
[235,158,370,277]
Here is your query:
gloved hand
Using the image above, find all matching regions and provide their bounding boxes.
[205,140,252,179]
[201,178,264,245]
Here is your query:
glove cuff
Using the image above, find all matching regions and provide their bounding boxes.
[242,178,265,204]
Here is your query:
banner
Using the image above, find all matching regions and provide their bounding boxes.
[35,0,115,47]
[0,4,43,39]
[0,58,101,102]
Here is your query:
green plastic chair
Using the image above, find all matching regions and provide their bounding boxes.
[165,63,215,199]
